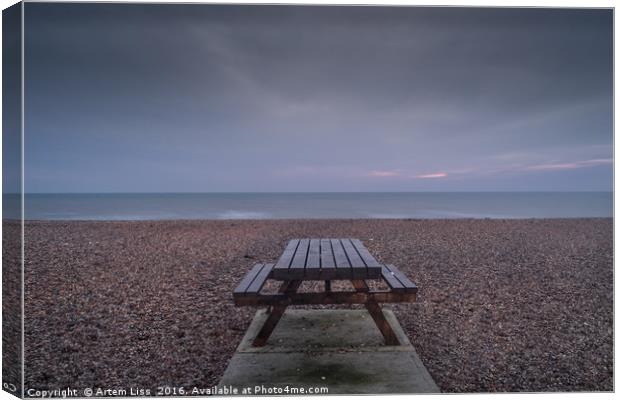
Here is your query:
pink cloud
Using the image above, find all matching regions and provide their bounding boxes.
[581,158,613,165]
[526,163,580,171]
[526,158,612,171]
[368,170,400,177]
[415,172,448,179]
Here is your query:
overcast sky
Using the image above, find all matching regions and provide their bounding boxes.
[24,4,612,193]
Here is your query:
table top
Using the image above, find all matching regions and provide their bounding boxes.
[271,238,382,280]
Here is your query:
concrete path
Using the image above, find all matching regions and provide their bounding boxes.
[219,309,440,394]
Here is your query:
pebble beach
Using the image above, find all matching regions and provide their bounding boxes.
[21,218,613,393]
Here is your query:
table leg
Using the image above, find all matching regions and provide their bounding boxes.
[351,280,400,346]
[253,280,301,347]
[351,279,369,292]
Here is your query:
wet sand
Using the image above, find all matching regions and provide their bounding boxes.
[20,218,612,392]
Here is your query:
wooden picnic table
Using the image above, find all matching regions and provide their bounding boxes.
[233,238,417,347]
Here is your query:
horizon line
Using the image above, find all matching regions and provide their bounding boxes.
[5,190,614,195]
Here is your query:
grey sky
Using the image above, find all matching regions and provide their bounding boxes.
[24,4,613,192]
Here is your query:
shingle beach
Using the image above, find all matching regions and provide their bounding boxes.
[20,218,613,393]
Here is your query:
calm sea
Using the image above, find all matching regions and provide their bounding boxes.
[1,192,612,220]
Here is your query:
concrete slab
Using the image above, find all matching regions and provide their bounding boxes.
[219,309,440,394]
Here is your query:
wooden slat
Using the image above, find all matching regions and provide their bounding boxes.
[320,239,336,267]
[306,239,321,270]
[381,265,405,292]
[350,239,381,267]
[341,239,367,278]
[293,268,351,280]
[272,266,344,280]
[273,239,300,272]
[246,264,274,294]
[234,290,417,306]
[233,263,265,296]
[341,239,365,267]
[384,264,418,292]
[331,239,351,270]
[290,238,310,277]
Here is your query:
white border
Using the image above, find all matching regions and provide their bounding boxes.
[0,2,615,400]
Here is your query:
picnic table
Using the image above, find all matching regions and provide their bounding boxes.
[233,238,417,346]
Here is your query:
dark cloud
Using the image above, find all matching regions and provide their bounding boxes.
[24,4,612,192]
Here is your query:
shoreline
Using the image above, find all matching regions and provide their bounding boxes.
[15,192,613,221]
[17,218,613,392]
[7,216,616,223]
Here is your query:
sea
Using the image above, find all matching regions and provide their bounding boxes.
[1,192,612,220]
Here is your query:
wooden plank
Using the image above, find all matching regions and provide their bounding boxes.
[246,264,273,294]
[320,239,336,268]
[341,239,365,267]
[306,239,321,270]
[272,266,343,280]
[233,263,265,297]
[365,301,400,345]
[289,238,310,277]
[331,239,351,270]
[271,268,383,280]
[350,239,381,267]
[384,264,418,292]
[273,239,300,272]
[381,265,406,292]
[320,240,336,279]
[347,239,382,278]
[234,290,417,306]
[272,266,346,280]
[341,239,367,278]
[252,278,302,347]
[364,268,383,279]
[253,305,287,346]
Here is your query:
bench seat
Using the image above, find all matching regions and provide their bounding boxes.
[233,263,273,297]
[233,263,417,304]
[381,264,418,293]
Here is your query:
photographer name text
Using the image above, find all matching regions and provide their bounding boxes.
[26,384,328,397]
